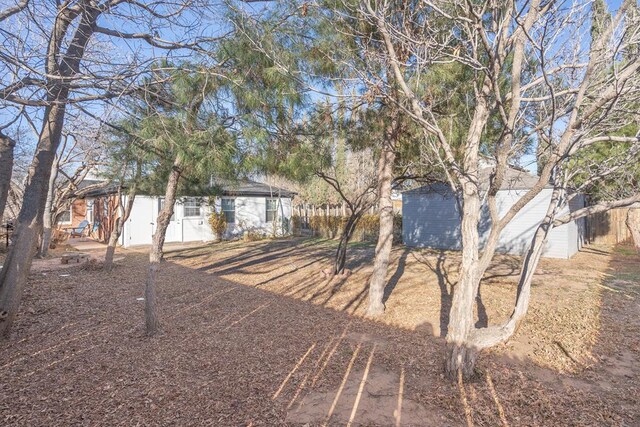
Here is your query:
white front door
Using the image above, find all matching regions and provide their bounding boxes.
[155,198,183,243]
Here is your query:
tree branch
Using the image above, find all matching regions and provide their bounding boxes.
[554,194,640,226]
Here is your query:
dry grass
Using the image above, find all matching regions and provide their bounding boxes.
[0,238,638,426]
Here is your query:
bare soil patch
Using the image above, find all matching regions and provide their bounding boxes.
[0,239,638,425]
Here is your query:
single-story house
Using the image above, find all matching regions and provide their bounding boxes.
[402,167,586,259]
[62,179,292,247]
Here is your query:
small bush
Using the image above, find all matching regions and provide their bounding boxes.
[309,216,345,239]
[208,211,227,241]
[244,230,266,242]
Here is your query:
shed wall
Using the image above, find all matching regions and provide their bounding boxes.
[402,189,584,259]
[402,191,462,250]
[493,189,569,258]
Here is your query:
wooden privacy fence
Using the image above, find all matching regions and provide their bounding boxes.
[292,203,403,243]
[586,207,636,245]
[293,203,377,230]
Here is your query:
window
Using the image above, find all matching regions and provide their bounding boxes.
[58,206,72,224]
[221,198,235,223]
[184,198,201,217]
[86,199,94,224]
[158,198,175,221]
[266,198,278,222]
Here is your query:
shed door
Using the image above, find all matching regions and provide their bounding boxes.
[127,197,154,246]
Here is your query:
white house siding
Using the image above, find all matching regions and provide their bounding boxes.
[182,215,215,242]
[402,188,585,259]
[122,195,292,247]
[493,189,572,258]
[219,196,293,238]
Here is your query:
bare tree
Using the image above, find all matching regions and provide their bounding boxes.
[316,147,379,275]
[354,0,640,378]
[104,162,142,272]
[0,0,223,336]
[39,129,104,257]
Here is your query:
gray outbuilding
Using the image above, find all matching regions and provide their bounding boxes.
[402,168,586,259]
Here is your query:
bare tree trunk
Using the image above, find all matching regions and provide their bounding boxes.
[366,125,397,316]
[334,211,364,275]
[105,165,141,272]
[104,195,137,271]
[40,226,53,257]
[0,134,15,223]
[445,184,482,379]
[38,157,60,258]
[445,187,562,379]
[0,100,67,336]
[145,159,181,335]
[626,208,640,253]
[104,226,120,272]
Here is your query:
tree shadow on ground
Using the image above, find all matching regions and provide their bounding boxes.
[382,248,410,305]
[579,246,612,256]
[415,250,529,335]
[475,287,488,328]
[192,238,374,281]
[436,252,455,337]
[414,250,457,337]
[201,245,303,274]
[481,255,522,281]
[342,285,368,313]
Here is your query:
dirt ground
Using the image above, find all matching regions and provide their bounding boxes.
[0,238,638,426]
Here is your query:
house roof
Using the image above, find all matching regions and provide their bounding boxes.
[478,166,548,191]
[75,178,295,199]
[213,179,296,198]
[82,183,123,197]
[403,166,550,195]
[77,179,106,190]
[75,180,122,198]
